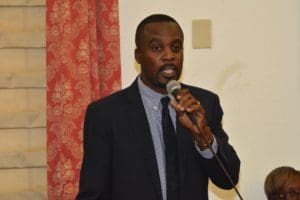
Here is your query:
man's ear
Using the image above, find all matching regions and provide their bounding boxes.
[135,48,141,64]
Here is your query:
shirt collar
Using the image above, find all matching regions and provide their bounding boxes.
[138,76,166,107]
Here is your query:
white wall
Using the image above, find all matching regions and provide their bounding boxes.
[119,0,300,199]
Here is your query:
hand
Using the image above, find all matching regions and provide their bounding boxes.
[170,89,213,148]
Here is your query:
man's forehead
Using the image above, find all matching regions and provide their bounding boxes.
[144,21,180,30]
[142,22,183,38]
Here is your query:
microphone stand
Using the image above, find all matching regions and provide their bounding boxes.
[192,118,244,200]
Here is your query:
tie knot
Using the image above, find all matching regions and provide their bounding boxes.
[161,96,170,107]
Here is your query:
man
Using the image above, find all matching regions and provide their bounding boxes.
[76,14,240,200]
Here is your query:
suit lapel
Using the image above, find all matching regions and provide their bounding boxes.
[176,122,191,189]
[124,80,163,200]
[177,84,202,191]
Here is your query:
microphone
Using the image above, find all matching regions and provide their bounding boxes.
[165,80,244,200]
[166,79,181,97]
[166,80,197,124]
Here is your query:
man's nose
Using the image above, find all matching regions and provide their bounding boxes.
[162,48,175,61]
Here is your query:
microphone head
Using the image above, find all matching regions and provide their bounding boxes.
[166,80,181,96]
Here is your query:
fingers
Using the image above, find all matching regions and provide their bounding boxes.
[170,89,212,144]
[175,89,204,115]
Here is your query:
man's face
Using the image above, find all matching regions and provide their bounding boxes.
[135,22,184,94]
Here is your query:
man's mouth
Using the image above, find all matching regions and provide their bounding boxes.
[160,65,177,78]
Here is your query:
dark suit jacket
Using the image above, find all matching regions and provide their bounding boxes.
[76,79,240,200]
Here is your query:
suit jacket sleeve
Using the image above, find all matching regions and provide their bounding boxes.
[200,94,240,189]
[76,102,112,200]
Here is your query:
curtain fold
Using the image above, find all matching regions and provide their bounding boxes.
[46,0,121,199]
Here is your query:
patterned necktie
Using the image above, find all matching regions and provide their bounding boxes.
[161,96,179,200]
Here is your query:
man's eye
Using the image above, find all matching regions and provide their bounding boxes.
[172,45,182,52]
[152,46,161,51]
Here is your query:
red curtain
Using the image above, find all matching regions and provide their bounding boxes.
[46,0,121,199]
